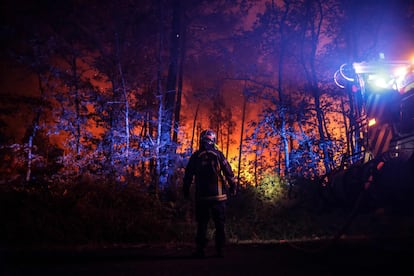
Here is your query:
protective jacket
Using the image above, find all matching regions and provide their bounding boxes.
[183,144,236,201]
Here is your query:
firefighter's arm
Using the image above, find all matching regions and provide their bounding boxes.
[220,154,237,196]
[183,154,196,199]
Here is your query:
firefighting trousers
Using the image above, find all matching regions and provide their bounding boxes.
[195,200,226,250]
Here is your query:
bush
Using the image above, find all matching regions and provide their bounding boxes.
[0,177,195,246]
[1,173,412,247]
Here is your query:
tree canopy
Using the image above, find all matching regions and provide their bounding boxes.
[1,0,413,193]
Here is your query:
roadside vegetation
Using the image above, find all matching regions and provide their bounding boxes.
[2,175,411,248]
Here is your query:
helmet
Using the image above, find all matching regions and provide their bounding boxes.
[200,129,216,147]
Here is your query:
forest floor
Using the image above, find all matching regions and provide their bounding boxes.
[2,235,413,275]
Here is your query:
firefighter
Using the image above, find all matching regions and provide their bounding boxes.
[183,129,237,258]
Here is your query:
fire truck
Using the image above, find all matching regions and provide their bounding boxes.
[325,55,414,210]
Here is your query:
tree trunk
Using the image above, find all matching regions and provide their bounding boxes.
[237,89,247,187]
[226,121,230,159]
[190,103,199,153]
[115,32,130,175]
[71,56,81,158]
[277,1,290,177]
[26,74,44,182]
[173,12,187,145]
[154,0,165,197]
[299,0,331,173]
[160,0,181,191]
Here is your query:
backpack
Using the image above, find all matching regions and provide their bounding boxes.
[195,149,226,199]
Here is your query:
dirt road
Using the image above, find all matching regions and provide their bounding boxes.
[2,237,413,275]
